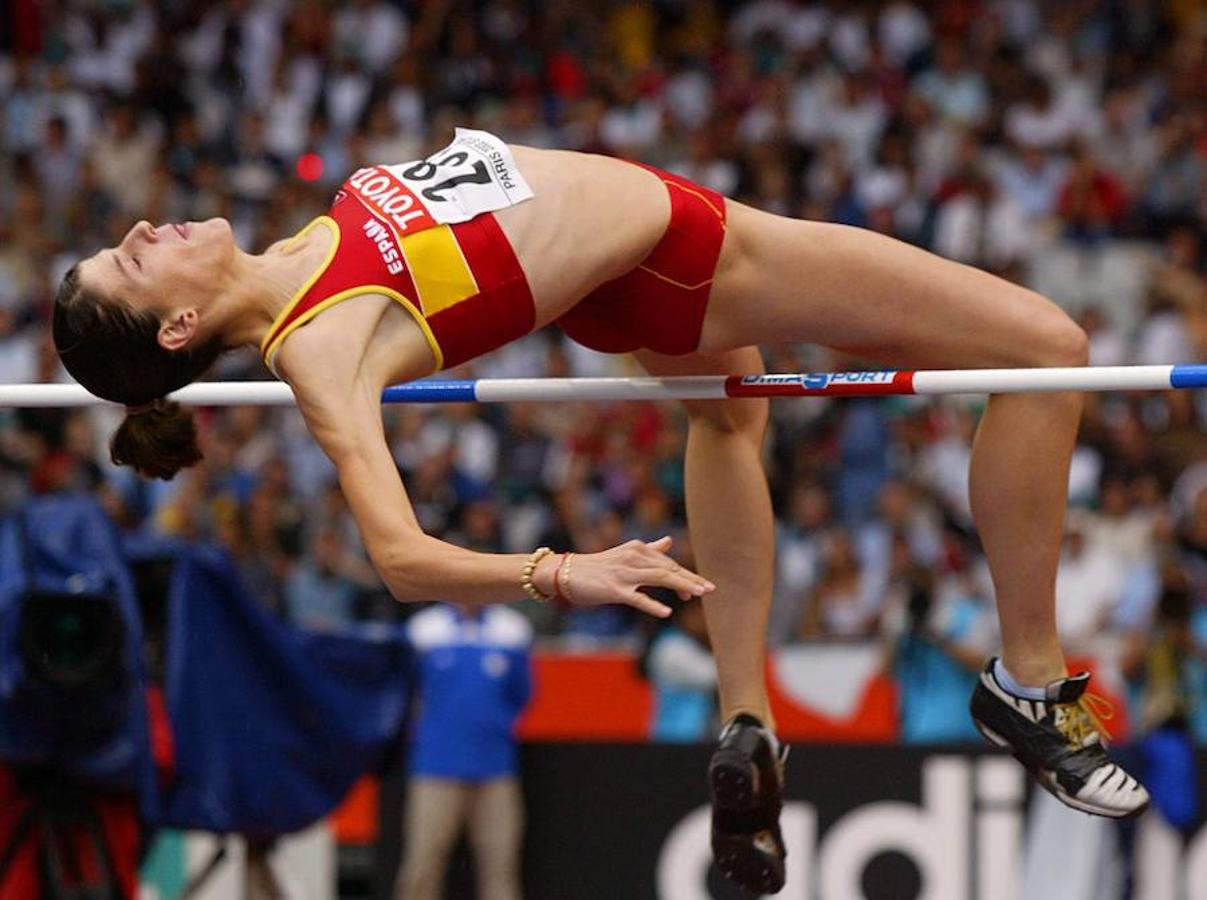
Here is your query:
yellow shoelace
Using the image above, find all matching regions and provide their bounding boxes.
[1055,691,1115,748]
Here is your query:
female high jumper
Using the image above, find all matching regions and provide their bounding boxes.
[53,129,1148,895]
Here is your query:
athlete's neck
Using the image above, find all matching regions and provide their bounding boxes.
[213,222,336,349]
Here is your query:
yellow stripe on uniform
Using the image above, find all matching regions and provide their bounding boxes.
[400,225,478,317]
[260,216,341,374]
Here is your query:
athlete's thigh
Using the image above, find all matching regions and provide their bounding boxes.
[634,346,768,432]
[703,202,1082,368]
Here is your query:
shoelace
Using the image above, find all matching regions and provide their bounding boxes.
[1055,691,1115,748]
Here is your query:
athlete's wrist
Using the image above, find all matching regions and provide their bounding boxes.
[531,551,561,600]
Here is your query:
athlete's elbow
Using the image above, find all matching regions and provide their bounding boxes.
[383,574,430,605]
[371,540,441,603]
[382,574,425,605]
[377,559,426,604]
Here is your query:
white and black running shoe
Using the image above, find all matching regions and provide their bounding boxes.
[970,658,1150,818]
[709,713,788,894]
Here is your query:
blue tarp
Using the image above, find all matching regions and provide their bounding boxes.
[158,546,409,834]
[0,495,410,836]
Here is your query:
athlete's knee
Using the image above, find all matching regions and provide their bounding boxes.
[1027,307,1089,368]
[682,396,769,438]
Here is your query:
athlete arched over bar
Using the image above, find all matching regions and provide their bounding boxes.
[51,129,1148,893]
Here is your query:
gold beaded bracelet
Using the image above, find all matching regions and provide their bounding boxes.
[521,546,555,603]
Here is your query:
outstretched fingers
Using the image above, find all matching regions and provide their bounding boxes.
[635,536,716,604]
[624,590,675,618]
[640,566,714,601]
[579,536,717,618]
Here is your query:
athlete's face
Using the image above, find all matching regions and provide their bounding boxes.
[78,218,236,348]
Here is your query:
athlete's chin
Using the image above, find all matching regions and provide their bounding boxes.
[197,217,238,256]
[202,217,233,238]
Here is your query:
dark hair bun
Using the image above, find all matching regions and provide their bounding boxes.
[110,401,202,480]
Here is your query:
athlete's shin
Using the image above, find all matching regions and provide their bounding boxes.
[683,409,776,728]
[970,390,1082,688]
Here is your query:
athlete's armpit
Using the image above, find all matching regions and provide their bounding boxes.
[291,373,426,576]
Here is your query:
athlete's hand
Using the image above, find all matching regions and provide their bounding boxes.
[542,536,715,618]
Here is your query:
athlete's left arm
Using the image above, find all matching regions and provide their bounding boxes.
[291,370,525,604]
[285,366,710,613]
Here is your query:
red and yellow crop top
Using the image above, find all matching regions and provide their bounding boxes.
[260,129,537,375]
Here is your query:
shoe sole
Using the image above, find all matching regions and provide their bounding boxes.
[709,744,761,812]
[712,829,786,895]
[973,720,1149,820]
[709,731,786,894]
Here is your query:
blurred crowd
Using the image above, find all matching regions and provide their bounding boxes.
[0,0,1205,736]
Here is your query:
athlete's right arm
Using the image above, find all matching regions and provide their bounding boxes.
[289,374,714,616]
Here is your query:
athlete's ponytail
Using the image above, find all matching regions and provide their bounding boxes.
[110,400,203,480]
[52,264,221,480]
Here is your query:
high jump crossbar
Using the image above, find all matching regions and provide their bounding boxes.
[2,365,1206,408]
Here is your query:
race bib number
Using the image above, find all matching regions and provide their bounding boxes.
[344,128,534,237]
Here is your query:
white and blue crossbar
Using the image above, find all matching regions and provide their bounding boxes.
[1,365,1205,408]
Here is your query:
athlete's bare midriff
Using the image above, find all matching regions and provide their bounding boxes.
[497,147,673,315]
[274,145,676,394]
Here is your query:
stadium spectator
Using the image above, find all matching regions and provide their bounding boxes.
[1054,513,1126,647]
[285,528,362,632]
[646,600,718,742]
[397,602,532,900]
[1122,575,1204,827]
[1058,143,1129,243]
[881,553,996,743]
[912,37,989,128]
[799,529,880,639]
[770,482,831,644]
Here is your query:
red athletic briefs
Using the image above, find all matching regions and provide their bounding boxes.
[557,163,728,356]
